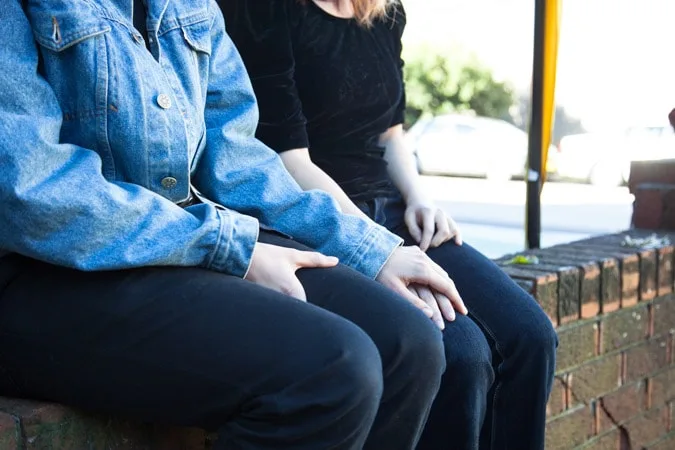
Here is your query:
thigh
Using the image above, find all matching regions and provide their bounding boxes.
[259,232,444,364]
[0,255,376,427]
[385,220,554,356]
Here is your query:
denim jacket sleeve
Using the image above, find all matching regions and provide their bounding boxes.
[0,1,258,276]
[192,3,403,278]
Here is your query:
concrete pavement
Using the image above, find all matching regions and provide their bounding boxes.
[418,176,634,258]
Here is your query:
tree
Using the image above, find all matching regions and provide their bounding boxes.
[403,46,515,127]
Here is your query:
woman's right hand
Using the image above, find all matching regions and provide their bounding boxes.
[376,246,468,326]
[245,243,339,301]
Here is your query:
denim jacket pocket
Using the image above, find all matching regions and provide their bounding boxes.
[181,18,212,56]
[25,1,116,177]
[27,3,111,53]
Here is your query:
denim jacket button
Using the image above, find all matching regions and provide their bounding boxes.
[156,94,172,110]
[161,177,178,189]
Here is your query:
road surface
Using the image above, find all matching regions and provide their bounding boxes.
[417,176,634,258]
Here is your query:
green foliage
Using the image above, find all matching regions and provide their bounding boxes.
[403,46,515,126]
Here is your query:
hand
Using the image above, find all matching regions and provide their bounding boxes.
[404,197,462,251]
[245,243,339,301]
[376,246,468,325]
[408,284,458,330]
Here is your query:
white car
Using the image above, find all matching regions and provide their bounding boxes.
[406,114,553,182]
[556,126,675,187]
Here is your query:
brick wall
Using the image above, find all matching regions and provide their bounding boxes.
[496,230,675,450]
[630,159,675,230]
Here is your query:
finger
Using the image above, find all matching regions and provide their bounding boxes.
[417,285,445,329]
[449,218,463,246]
[430,212,451,248]
[404,209,422,243]
[293,250,339,269]
[279,276,308,302]
[412,269,467,316]
[391,281,434,318]
[418,210,436,251]
[433,291,456,322]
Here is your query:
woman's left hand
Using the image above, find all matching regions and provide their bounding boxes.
[404,197,462,252]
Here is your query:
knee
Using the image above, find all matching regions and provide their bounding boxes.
[442,317,494,389]
[524,316,558,360]
[321,321,385,413]
[392,311,446,385]
[509,311,558,375]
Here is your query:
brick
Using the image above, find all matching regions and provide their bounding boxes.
[500,265,558,326]
[650,366,675,406]
[548,375,568,418]
[624,406,669,448]
[597,381,647,432]
[633,185,666,229]
[639,249,659,302]
[545,406,594,450]
[582,245,651,306]
[664,190,675,229]
[500,261,581,324]
[547,253,601,319]
[625,338,670,383]
[629,160,675,193]
[0,397,208,450]
[565,241,642,308]
[0,412,18,450]
[646,432,675,450]
[585,232,671,303]
[599,258,622,314]
[557,322,598,372]
[580,429,620,450]
[509,248,604,319]
[657,246,674,296]
[632,184,675,231]
[147,425,209,450]
[569,356,621,405]
[601,305,648,353]
[620,253,641,308]
[551,244,636,311]
[653,294,675,337]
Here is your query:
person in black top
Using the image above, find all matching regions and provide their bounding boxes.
[221,1,557,449]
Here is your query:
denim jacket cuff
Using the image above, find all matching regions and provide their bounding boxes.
[345,225,404,279]
[208,210,260,278]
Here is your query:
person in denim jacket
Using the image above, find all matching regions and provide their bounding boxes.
[0,1,469,449]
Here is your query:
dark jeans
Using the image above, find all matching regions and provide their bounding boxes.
[356,196,558,450]
[0,232,445,450]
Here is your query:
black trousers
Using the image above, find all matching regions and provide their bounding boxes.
[0,232,445,450]
[357,196,558,450]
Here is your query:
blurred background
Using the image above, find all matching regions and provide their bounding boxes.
[400,0,675,257]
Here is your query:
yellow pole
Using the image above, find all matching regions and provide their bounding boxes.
[540,0,561,187]
[526,0,560,248]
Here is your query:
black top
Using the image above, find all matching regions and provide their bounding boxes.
[133,0,150,48]
[222,0,406,200]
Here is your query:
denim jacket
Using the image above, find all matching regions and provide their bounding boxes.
[0,0,402,278]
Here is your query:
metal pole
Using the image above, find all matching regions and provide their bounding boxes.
[526,0,546,249]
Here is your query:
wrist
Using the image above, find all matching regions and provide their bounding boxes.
[403,189,428,206]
